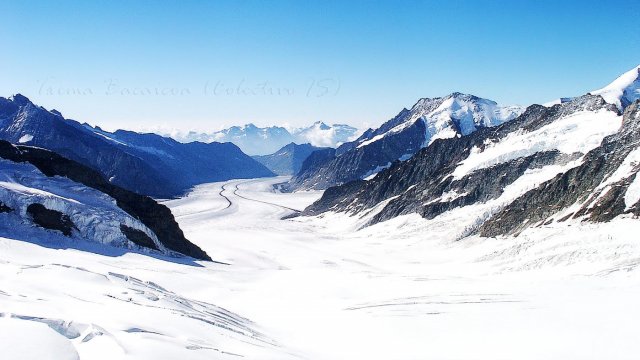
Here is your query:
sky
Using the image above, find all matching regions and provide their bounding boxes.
[0,0,638,132]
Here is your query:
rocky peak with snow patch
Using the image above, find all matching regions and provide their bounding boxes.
[287,93,522,190]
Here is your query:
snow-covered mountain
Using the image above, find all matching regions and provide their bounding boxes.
[169,122,360,155]
[253,143,327,175]
[209,124,294,155]
[0,140,210,260]
[591,65,640,110]
[0,95,274,198]
[300,66,640,238]
[288,93,522,190]
[292,122,359,149]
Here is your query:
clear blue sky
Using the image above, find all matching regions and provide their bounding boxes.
[1,0,638,131]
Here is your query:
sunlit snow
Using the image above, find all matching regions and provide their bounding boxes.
[2,176,639,359]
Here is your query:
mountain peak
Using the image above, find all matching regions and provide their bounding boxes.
[591,65,640,110]
[312,121,330,129]
[9,93,31,106]
[447,91,467,98]
[414,92,477,106]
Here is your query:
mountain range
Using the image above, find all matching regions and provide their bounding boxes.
[0,95,275,198]
[1,65,638,261]
[299,65,640,237]
[287,92,522,190]
[167,121,360,155]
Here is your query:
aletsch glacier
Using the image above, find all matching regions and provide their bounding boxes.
[0,65,640,360]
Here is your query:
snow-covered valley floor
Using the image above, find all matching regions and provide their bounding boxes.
[2,176,640,359]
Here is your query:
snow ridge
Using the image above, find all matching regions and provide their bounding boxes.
[591,64,640,110]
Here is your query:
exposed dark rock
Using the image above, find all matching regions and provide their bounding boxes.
[297,148,337,175]
[27,203,76,236]
[0,140,211,260]
[120,224,158,250]
[0,201,13,213]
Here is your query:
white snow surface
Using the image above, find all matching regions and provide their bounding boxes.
[2,176,640,359]
[452,108,622,179]
[592,65,640,109]
[0,317,80,360]
[18,134,33,143]
[626,175,640,209]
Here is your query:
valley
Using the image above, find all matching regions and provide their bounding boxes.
[2,177,639,360]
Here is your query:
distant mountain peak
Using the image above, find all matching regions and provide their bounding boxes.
[253,142,327,175]
[166,122,360,155]
[311,121,330,129]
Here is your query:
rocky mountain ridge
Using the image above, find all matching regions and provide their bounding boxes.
[0,94,274,198]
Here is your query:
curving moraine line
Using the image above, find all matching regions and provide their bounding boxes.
[219,183,233,209]
[231,181,301,213]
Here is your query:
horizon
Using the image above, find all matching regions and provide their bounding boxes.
[1,0,638,133]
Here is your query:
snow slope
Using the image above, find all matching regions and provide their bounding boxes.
[545,65,640,109]
[451,108,621,179]
[2,176,640,359]
[171,178,640,359]
[0,158,164,253]
[591,65,640,109]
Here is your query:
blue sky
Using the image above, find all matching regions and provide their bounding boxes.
[1,0,638,131]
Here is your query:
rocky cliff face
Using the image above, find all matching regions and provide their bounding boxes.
[0,95,274,198]
[301,95,634,237]
[0,140,211,260]
[288,93,521,190]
